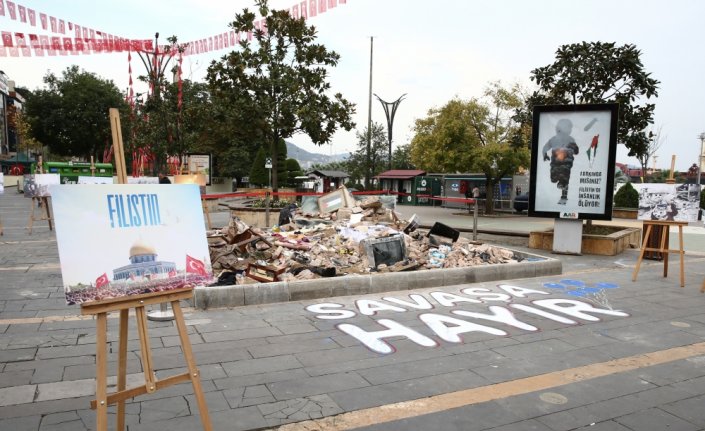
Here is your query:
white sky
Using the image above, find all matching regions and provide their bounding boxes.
[1,0,704,171]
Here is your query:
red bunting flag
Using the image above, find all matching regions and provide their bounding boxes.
[50,16,57,33]
[1,31,13,47]
[186,255,208,277]
[0,1,5,17]
[59,19,65,34]
[308,0,317,16]
[27,8,35,26]
[95,273,110,289]
[300,1,308,18]
[15,32,30,56]
[17,4,25,22]
[40,13,47,30]
[6,0,15,19]
[29,34,42,56]
[318,0,327,14]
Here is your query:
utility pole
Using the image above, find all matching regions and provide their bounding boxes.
[365,36,373,189]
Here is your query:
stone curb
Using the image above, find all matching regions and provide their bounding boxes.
[193,250,562,309]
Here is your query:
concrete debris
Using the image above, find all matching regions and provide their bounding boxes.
[208,194,521,284]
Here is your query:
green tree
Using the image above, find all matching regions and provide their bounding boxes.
[345,123,388,186]
[207,0,355,195]
[25,66,128,160]
[410,83,529,213]
[392,144,416,170]
[250,147,269,186]
[530,42,660,168]
[284,158,303,187]
[275,138,288,188]
[614,182,638,208]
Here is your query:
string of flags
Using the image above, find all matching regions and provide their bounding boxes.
[0,0,347,57]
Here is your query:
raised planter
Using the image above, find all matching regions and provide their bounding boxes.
[529,225,641,256]
[612,207,638,219]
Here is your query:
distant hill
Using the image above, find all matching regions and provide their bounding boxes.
[285,141,348,169]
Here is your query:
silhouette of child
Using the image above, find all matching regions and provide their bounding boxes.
[542,118,579,205]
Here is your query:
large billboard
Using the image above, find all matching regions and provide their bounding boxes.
[51,184,213,305]
[529,104,619,220]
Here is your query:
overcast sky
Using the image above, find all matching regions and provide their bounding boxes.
[2,0,704,171]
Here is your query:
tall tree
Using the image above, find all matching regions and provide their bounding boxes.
[346,122,388,187]
[24,66,128,160]
[410,82,530,214]
[207,0,355,195]
[530,42,659,163]
[249,147,269,186]
[392,144,416,170]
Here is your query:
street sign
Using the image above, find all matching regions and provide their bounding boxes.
[265,158,272,169]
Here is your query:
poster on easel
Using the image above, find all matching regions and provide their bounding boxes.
[174,174,207,195]
[50,184,214,305]
[127,176,159,185]
[78,176,114,185]
[632,183,701,222]
[24,174,60,198]
[529,104,619,220]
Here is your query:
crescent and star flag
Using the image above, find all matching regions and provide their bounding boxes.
[95,273,109,289]
[186,255,208,277]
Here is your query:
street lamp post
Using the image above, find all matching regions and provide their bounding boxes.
[374,93,406,171]
[698,133,705,187]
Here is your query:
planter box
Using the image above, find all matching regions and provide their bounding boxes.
[529,226,641,256]
[612,208,638,219]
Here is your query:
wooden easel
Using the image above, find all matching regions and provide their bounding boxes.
[82,288,212,431]
[26,196,52,234]
[632,220,687,287]
[84,109,212,430]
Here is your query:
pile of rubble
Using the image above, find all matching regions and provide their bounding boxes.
[207,189,521,285]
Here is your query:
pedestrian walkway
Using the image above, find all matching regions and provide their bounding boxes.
[3,188,705,430]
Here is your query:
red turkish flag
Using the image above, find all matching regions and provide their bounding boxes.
[186,255,208,277]
[29,34,43,56]
[0,1,5,17]
[6,0,15,19]
[168,269,177,278]
[17,4,25,22]
[27,8,35,26]
[95,273,109,289]
[40,13,47,30]
[15,32,30,56]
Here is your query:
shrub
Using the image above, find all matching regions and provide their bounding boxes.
[614,182,639,208]
[701,188,705,209]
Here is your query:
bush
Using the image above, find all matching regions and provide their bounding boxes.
[614,182,639,208]
[701,188,705,209]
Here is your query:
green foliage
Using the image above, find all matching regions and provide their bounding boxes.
[24,66,129,160]
[530,42,659,161]
[207,0,355,193]
[392,144,416,170]
[614,182,639,208]
[250,147,269,186]
[345,122,388,184]
[276,138,288,187]
[284,158,303,187]
[701,188,705,209]
[409,82,530,213]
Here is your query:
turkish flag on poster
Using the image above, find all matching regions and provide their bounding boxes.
[95,273,109,289]
[186,255,208,277]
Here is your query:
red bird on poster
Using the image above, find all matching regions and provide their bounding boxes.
[95,273,109,289]
[186,255,208,277]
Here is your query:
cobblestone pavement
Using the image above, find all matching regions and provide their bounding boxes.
[2,188,705,430]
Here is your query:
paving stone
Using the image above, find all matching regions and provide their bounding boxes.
[200,326,282,343]
[214,368,311,391]
[247,337,341,358]
[223,385,276,408]
[221,354,303,378]
[573,420,632,431]
[0,347,37,362]
[35,379,94,402]
[0,369,34,388]
[257,394,343,427]
[614,407,699,431]
[0,384,36,406]
[661,394,705,426]
[0,415,42,431]
[139,395,192,422]
[268,372,370,401]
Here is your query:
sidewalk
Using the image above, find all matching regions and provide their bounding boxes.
[3,189,705,430]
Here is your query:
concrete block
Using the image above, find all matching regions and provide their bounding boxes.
[194,285,245,309]
[331,276,370,297]
[289,279,333,301]
[243,282,289,305]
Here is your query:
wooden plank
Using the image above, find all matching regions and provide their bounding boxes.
[95,313,108,431]
[116,309,129,431]
[90,372,191,409]
[172,300,213,430]
[81,288,193,315]
[109,108,127,184]
[135,306,156,394]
